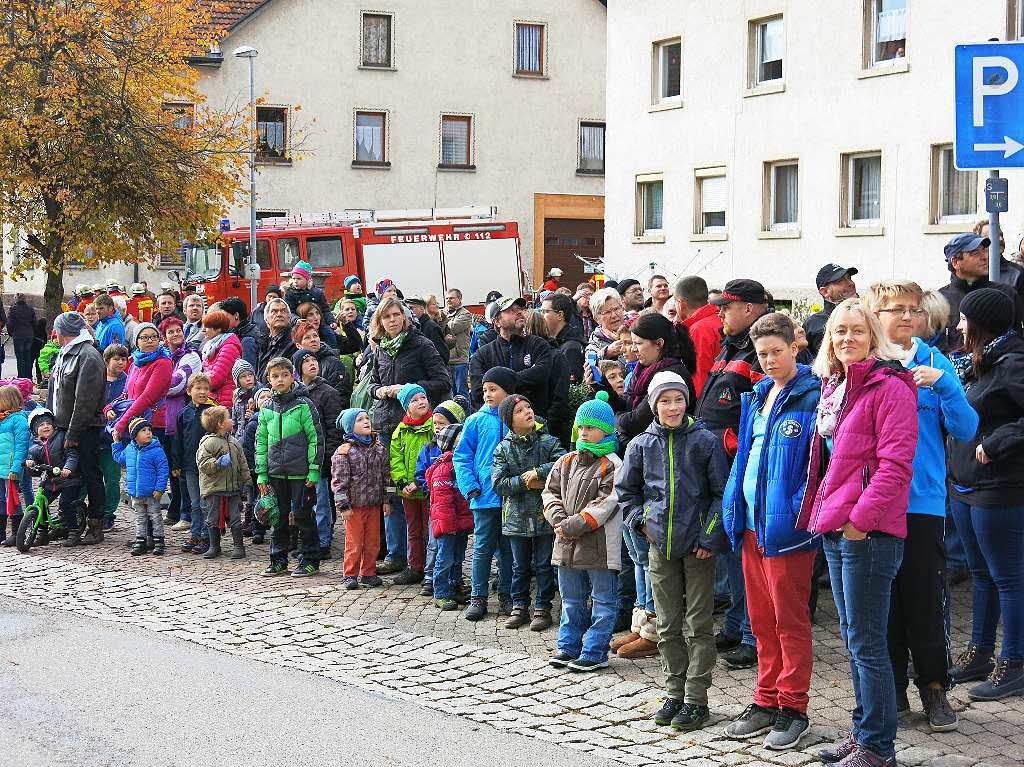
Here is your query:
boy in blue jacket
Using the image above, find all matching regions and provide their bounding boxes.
[721,313,820,750]
[113,417,170,556]
[454,367,514,621]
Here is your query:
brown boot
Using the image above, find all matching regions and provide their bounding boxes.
[82,518,104,545]
[529,608,552,632]
[610,632,641,652]
[505,606,531,629]
[616,637,659,659]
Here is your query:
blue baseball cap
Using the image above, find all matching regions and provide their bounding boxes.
[944,233,990,261]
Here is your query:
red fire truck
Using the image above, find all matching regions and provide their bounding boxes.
[180,206,526,310]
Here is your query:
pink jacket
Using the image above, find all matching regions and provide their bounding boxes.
[202,334,243,407]
[797,358,918,538]
[113,356,173,432]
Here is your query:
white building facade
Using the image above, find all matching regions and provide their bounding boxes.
[605,0,1024,301]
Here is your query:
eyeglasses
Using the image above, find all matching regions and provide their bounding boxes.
[597,305,623,317]
[877,307,926,318]
[136,333,160,342]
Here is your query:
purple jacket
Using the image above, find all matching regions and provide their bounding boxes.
[797,358,918,538]
[163,344,201,436]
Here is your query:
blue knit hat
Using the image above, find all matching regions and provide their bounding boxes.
[574,391,615,436]
[344,275,361,290]
[337,408,367,435]
[397,382,427,412]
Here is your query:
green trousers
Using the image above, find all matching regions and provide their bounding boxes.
[99,448,122,521]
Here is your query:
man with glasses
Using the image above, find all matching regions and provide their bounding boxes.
[540,293,584,384]
[803,264,859,357]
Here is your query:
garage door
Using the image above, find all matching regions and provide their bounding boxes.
[542,218,603,290]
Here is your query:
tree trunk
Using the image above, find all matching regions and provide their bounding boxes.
[43,262,65,331]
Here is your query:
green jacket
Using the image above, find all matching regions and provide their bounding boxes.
[255,382,324,485]
[492,421,566,537]
[197,432,251,498]
[390,418,434,499]
[38,340,60,376]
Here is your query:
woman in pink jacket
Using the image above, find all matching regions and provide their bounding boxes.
[200,309,243,407]
[797,298,918,767]
[109,322,173,443]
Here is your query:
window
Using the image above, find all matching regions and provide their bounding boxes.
[439,115,472,168]
[362,12,392,67]
[230,240,272,275]
[256,107,288,161]
[694,169,727,235]
[634,175,664,239]
[354,111,387,164]
[866,0,906,67]
[751,16,784,86]
[514,22,545,75]
[306,237,344,269]
[763,161,799,231]
[277,237,300,269]
[162,102,194,130]
[931,144,977,224]
[841,151,882,228]
[652,38,681,104]
[578,122,605,174]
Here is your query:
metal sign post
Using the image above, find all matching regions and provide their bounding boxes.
[987,173,1008,280]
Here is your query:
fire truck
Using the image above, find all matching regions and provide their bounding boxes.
[179,205,526,310]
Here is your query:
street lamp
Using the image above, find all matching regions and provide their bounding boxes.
[234,45,259,310]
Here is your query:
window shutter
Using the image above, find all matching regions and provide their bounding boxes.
[701,176,727,213]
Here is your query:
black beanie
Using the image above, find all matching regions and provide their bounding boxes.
[960,288,1014,336]
[630,312,677,358]
[617,278,640,296]
[482,366,516,397]
[498,394,530,429]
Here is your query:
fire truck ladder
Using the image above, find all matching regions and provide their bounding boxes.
[253,205,498,229]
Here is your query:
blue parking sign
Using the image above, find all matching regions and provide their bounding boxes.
[955,43,1024,169]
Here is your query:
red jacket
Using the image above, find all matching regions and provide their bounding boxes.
[426,452,473,537]
[683,304,723,397]
[126,294,155,324]
[202,334,243,407]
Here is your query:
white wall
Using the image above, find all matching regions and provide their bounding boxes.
[605,0,1024,299]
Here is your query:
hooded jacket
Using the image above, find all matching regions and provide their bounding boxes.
[453,404,506,509]
[722,366,819,557]
[426,452,473,536]
[618,416,730,560]
[541,449,623,571]
[0,409,30,478]
[303,376,344,471]
[255,382,325,485]
[369,327,451,435]
[390,416,434,500]
[331,437,394,508]
[28,427,81,493]
[470,333,554,415]
[694,324,765,459]
[113,352,173,432]
[415,441,441,491]
[492,421,566,537]
[196,432,251,497]
[163,344,201,436]
[112,438,169,498]
[284,284,333,324]
[552,322,586,384]
[797,359,918,538]
[47,331,106,441]
[203,333,243,407]
[683,304,724,397]
[312,345,352,404]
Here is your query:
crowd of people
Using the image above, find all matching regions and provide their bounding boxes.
[1,221,1023,767]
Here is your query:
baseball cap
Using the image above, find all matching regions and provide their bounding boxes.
[709,278,768,306]
[815,264,859,289]
[944,233,990,261]
[495,295,527,312]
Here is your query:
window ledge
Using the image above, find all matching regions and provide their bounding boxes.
[924,222,975,234]
[744,81,785,98]
[857,59,909,79]
[256,157,292,167]
[648,99,683,113]
[757,229,801,239]
[576,169,605,177]
[835,226,884,237]
[437,163,476,172]
[632,234,666,244]
[513,72,549,80]
[358,64,397,72]
[352,160,392,170]
[690,232,728,242]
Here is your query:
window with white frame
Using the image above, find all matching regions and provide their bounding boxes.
[695,170,727,234]
[514,22,545,75]
[751,16,784,85]
[842,151,882,227]
[362,12,393,67]
[354,111,387,164]
[440,114,472,167]
[931,144,977,224]
[578,122,605,174]
[635,175,664,238]
[652,38,681,103]
[765,161,798,230]
[866,0,906,67]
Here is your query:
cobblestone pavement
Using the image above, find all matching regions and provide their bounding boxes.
[1,519,1022,767]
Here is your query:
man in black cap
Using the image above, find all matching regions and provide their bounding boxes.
[937,232,1024,353]
[694,278,768,670]
[803,263,859,357]
[617,279,645,312]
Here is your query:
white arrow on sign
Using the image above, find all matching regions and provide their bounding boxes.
[973,135,1024,158]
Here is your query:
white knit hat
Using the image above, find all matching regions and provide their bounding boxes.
[647,371,689,411]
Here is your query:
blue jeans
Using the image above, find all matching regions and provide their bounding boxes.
[721,547,754,646]
[433,531,469,599]
[379,430,407,563]
[20,467,32,509]
[450,364,469,399]
[824,535,904,759]
[425,521,437,577]
[509,534,555,609]
[556,567,620,663]
[184,470,208,539]
[622,526,654,613]
[951,499,1024,659]
[315,477,332,548]
[470,508,512,598]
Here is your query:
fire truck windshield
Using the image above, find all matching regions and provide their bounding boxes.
[186,244,221,279]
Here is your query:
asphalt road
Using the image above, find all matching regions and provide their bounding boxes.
[0,598,615,767]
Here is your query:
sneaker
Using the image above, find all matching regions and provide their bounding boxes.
[162,516,175,526]
[343,576,360,590]
[419,581,434,597]
[180,536,197,553]
[435,598,459,611]
[920,686,958,732]
[723,703,777,739]
[291,561,319,577]
[834,746,895,767]
[896,687,910,714]
[763,707,809,750]
[819,734,858,764]
[670,702,710,731]
[653,697,685,726]
[949,643,995,683]
[715,630,742,652]
[505,606,531,629]
[464,597,488,622]
[567,657,608,672]
[392,568,424,586]
[529,608,553,632]
[722,643,757,669]
[548,652,576,668]
[377,559,406,575]
[171,520,190,531]
[360,575,383,588]
[261,562,288,577]
[967,658,1024,701]
[496,593,513,616]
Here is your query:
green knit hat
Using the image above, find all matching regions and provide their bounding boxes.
[434,399,465,424]
[574,391,615,435]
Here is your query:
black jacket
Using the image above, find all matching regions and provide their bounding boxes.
[694,327,764,460]
[545,342,571,448]
[29,429,81,494]
[997,257,1024,300]
[304,376,344,472]
[314,346,351,404]
[949,333,1024,507]
[8,300,36,340]
[552,323,585,384]
[803,301,835,358]
[470,333,554,415]
[258,328,297,381]
[369,327,452,435]
[616,358,695,445]
[938,274,1024,354]
[233,319,263,372]
[173,400,215,473]
[336,322,364,356]
[46,338,106,441]
[284,285,334,324]
[417,314,450,365]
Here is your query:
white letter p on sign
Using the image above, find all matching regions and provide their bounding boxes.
[974,56,1019,127]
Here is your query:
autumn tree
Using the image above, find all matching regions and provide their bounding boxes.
[0,0,248,321]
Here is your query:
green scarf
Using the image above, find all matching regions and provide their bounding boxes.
[378,330,407,358]
[576,434,618,457]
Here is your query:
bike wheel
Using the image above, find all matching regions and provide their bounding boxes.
[16,512,38,553]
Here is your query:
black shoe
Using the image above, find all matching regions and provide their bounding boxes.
[435,597,459,611]
[548,652,577,668]
[920,686,958,731]
[291,560,319,577]
[715,630,741,652]
[653,697,685,726]
[261,561,288,577]
[723,643,757,669]
[360,575,383,588]
[950,644,995,683]
[968,658,1024,701]
[377,559,406,575]
[152,537,165,556]
[419,581,434,597]
[130,536,147,556]
[343,576,360,590]
[818,734,857,764]
[392,568,424,586]
[252,534,264,545]
[464,597,487,621]
[453,588,471,605]
[670,703,710,731]
[896,687,910,714]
